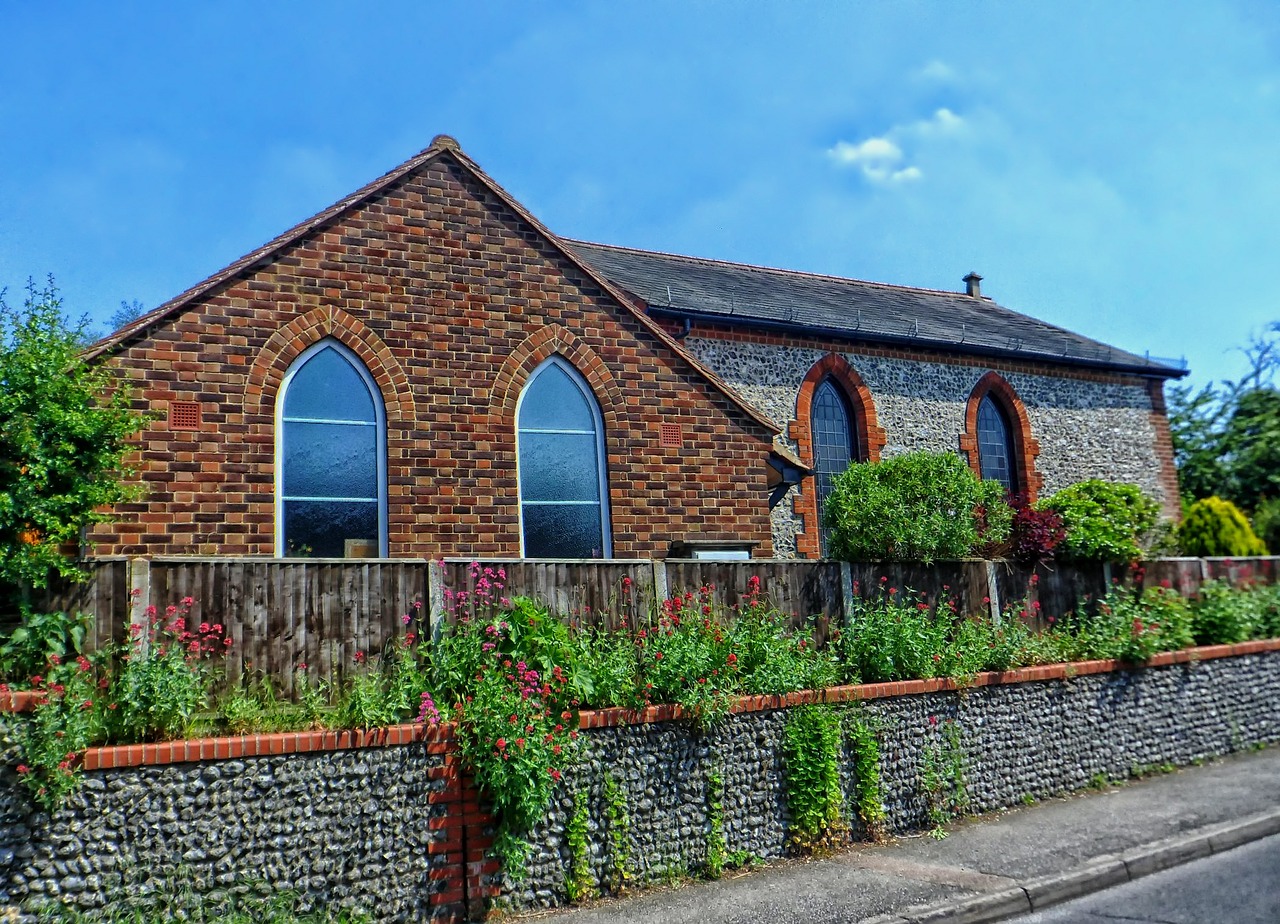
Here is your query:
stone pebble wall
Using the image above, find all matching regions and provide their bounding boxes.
[501,651,1280,910]
[684,337,1167,559]
[0,744,450,923]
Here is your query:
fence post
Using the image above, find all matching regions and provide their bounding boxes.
[128,557,151,653]
[839,561,855,630]
[427,559,446,641]
[652,559,668,607]
[984,560,1001,625]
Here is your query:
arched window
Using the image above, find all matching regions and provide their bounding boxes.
[811,377,860,555]
[517,357,612,558]
[276,340,386,557]
[976,394,1017,494]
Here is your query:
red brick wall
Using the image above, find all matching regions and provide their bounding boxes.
[88,154,776,559]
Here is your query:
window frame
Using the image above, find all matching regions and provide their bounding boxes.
[515,356,613,559]
[274,338,389,558]
[975,393,1019,495]
[810,375,860,556]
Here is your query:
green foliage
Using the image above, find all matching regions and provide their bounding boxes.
[921,717,969,838]
[0,608,90,683]
[602,769,633,893]
[565,789,597,902]
[11,655,104,810]
[703,767,727,878]
[728,585,839,695]
[109,600,228,742]
[1039,480,1161,562]
[782,705,846,851]
[1067,584,1195,663]
[1169,323,1280,512]
[1252,497,1280,556]
[1178,497,1268,556]
[839,584,952,682]
[637,588,738,724]
[845,712,887,841]
[0,279,149,587]
[823,451,1012,563]
[1190,579,1266,645]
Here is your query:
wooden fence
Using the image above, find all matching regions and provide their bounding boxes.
[3,556,1278,691]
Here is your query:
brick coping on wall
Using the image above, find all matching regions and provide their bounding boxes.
[2,638,1278,771]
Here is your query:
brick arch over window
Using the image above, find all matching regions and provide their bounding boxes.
[491,325,624,438]
[245,306,415,425]
[958,371,1042,502]
[790,353,886,559]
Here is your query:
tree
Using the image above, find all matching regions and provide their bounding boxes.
[1169,322,1280,513]
[0,279,148,587]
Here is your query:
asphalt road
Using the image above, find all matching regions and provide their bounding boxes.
[1009,833,1280,924]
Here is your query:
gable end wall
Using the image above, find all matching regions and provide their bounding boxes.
[89,158,775,559]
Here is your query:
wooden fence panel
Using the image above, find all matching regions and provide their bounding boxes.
[993,560,1108,625]
[1141,558,1207,597]
[439,560,654,632]
[845,560,989,619]
[660,560,844,645]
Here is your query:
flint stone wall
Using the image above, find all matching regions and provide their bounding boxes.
[501,651,1280,909]
[684,338,1167,559]
[0,744,447,923]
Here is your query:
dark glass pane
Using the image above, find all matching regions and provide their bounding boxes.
[518,363,594,431]
[283,421,377,499]
[518,432,601,502]
[977,396,1016,493]
[812,379,857,555]
[284,346,376,422]
[522,504,604,558]
[283,500,378,558]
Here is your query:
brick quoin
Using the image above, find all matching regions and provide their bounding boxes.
[87,146,778,559]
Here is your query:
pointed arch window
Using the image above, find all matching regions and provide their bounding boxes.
[517,358,612,558]
[976,394,1018,494]
[276,340,387,557]
[811,377,861,555]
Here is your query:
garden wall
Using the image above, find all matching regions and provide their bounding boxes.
[2,643,1278,922]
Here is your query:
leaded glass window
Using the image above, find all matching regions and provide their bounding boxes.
[976,394,1017,494]
[811,378,860,556]
[277,341,386,557]
[517,358,612,558]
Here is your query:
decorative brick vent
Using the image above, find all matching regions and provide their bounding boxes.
[167,401,202,431]
[659,422,683,447]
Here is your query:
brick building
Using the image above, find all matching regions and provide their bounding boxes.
[86,136,1185,561]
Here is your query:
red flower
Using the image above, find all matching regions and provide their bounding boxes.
[549,768,562,781]
[495,737,507,750]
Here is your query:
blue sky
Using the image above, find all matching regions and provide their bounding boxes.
[3,1,1278,391]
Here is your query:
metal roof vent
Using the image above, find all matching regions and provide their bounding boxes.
[963,272,983,298]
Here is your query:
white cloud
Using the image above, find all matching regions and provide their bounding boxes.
[828,107,966,185]
[828,137,903,167]
[916,60,957,82]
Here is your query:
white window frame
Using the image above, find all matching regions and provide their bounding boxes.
[274,338,388,558]
[515,356,613,559]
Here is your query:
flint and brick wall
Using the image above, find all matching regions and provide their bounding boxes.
[87,153,776,560]
[679,329,1182,558]
[3,644,1277,922]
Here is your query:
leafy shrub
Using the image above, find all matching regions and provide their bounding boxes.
[636,587,737,722]
[839,583,951,682]
[11,654,104,810]
[0,609,90,684]
[824,451,1011,563]
[1252,496,1280,555]
[1190,579,1263,645]
[1007,502,1067,563]
[729,577,839,695]
[109,598,229,742]
[1038,480,1161,562]
[783,706,846,850]
[1067,584,1195,661]
[1178,497,1268,556]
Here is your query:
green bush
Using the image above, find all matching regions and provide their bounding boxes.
[1251,497,1280,555]
[1038,480,1161,562]
[823,451,1011,563]
[1178,497,1268,556]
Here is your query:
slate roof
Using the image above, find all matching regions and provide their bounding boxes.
[566,240,1186,378]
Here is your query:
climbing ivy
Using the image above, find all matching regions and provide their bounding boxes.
[782,705,847,851]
